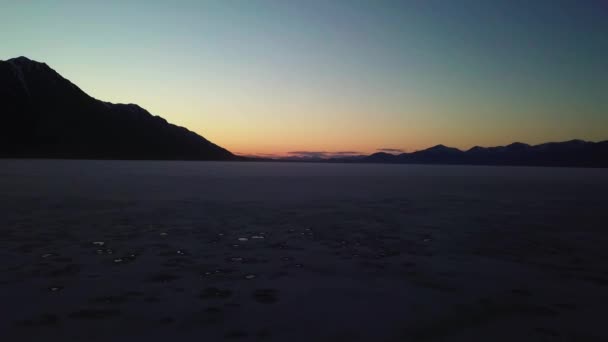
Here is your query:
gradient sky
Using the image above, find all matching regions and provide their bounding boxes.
[2,0,607,156]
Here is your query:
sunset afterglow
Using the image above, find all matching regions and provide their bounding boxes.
[2,1,606,155]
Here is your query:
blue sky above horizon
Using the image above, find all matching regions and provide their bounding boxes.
[1,0,607,155]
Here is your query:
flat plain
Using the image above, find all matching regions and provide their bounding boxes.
[1,160,607,341]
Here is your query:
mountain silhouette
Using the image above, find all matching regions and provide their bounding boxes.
[361,139,608,167]
[1,57,606,167]
[0,56,234,160]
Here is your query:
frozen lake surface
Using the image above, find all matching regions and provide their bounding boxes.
[1,160,607,341]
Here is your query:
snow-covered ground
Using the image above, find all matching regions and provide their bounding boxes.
[1,160,607,341]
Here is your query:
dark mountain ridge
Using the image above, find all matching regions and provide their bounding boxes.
[1,57,605,167]
[360,139,608,167]
[0,56,234,160]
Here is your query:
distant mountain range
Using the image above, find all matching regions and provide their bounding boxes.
[1,57,605,167]
[0,56,234,160]
[320,140,607,167]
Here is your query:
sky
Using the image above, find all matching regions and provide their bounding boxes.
[1,0,607,156]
